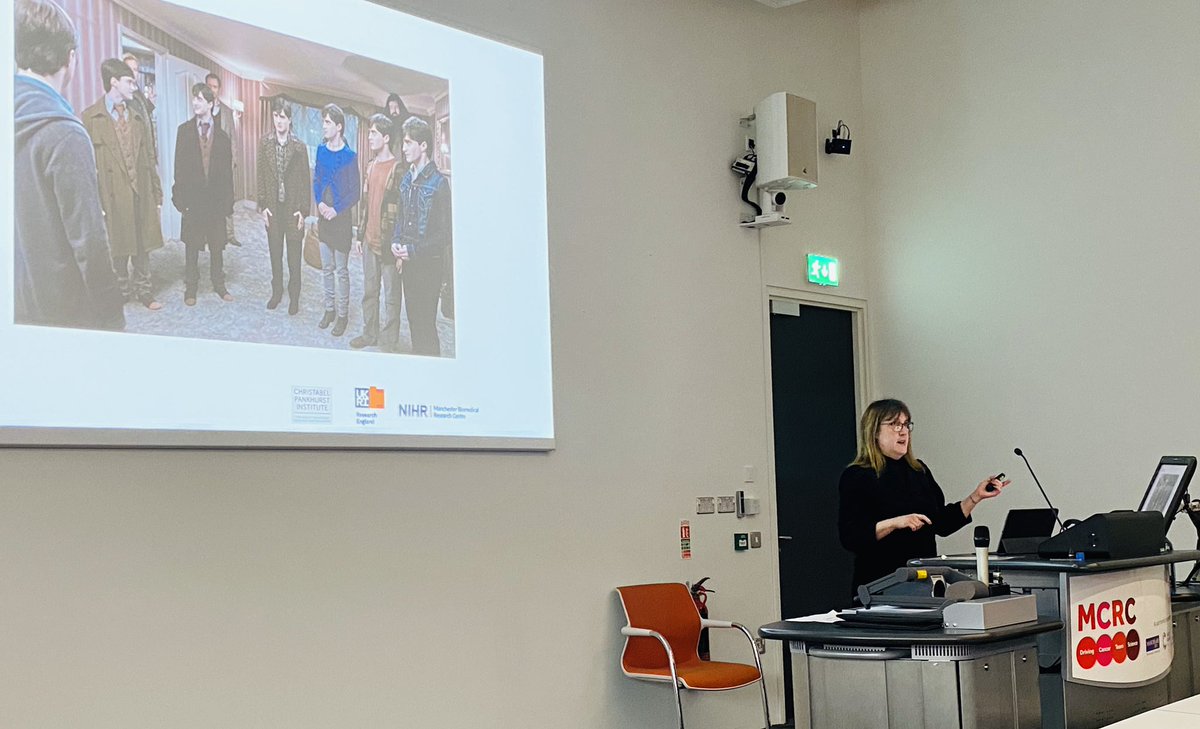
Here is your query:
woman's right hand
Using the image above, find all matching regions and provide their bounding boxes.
[875,513,931,540]
[889,513,931,532]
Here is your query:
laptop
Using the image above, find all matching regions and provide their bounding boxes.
[997,508,1059,555]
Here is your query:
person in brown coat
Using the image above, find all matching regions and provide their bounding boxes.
[81,57,165,309]
[256,96,310,314]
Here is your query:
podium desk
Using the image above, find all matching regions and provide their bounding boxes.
[911,550,1200,729]
[759,618,1060,729]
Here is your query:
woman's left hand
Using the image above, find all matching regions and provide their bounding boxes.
[970,475,1010,505]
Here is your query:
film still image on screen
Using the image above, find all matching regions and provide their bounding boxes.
[13,0,456,357]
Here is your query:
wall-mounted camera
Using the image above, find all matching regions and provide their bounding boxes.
[741,188,789,228]
[825,120,852,155]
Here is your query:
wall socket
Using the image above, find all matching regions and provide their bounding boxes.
[717,495,737,513]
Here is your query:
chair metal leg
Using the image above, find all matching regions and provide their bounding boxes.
[671,677,686,729]
[732,623,771,729]
[755,675,771,729]
[641,628,686,728]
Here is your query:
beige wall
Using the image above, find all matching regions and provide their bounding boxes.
[21,2,1191,726]
[858,0,1200,552]
[1,1,869,728]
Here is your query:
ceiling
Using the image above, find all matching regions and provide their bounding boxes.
[117,0,446,111]
[751,0,811,7]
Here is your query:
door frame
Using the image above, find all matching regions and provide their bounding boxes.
[759,285,872,718]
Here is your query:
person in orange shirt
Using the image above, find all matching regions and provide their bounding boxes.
[351,114,403,351]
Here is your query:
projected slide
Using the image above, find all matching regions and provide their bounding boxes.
[3,0,552,449]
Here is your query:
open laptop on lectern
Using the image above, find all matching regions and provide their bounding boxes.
[997,508,1059,555]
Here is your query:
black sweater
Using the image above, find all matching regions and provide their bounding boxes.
[838,458,971,595]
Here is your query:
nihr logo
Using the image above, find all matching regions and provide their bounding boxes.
[398,402,430,418]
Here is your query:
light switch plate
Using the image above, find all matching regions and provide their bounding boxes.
[749,531,762,548]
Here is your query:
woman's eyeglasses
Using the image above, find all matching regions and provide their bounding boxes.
[883,420,914,433]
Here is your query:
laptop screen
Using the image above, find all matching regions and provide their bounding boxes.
[1000,508,1059,542]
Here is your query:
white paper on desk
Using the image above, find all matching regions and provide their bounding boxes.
[786,610,842,623]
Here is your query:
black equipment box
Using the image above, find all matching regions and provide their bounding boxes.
[1037,510,1165,560]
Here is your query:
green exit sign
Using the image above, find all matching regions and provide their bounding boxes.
[807,254,840,287]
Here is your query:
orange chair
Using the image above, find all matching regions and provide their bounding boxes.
[615,583,770,729]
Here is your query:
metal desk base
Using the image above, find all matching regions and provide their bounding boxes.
[789,638,1041,729]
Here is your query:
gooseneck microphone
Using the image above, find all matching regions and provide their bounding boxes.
[1014,447,1067,532]
[974,526,990,583]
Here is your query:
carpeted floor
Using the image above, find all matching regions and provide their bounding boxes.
[123,200,456,357]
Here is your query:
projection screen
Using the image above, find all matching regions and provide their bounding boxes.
[3,0,553,449]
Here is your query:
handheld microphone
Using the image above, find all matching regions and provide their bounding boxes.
[974,526,990,583]
[1014,447,1067,532]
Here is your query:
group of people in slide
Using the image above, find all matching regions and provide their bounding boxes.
[14,0,452,357]
[838,398,1009,597]
[259,96,451,355]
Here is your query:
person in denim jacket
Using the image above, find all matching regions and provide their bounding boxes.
[390,116,451,356]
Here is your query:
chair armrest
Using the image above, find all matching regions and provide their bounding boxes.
[700,620,766,671]
[620,626,682,685]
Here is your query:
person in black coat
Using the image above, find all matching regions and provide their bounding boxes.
[837,398,1009,597]
[172,82,234,305]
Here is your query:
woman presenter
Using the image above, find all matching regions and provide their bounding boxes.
[838,398,1008,596]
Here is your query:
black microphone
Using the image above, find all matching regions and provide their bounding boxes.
[1014,447,1066,532]
[974,526,990,582]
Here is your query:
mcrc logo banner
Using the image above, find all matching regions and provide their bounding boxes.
[1066,565,1172,686]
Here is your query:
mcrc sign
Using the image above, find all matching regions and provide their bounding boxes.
[1078,598,1137,631]
[1066,567,1171,686]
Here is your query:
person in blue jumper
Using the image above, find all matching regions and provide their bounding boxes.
[312,103,360,337]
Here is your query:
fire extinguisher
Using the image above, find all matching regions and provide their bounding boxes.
[690,577,713,660]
